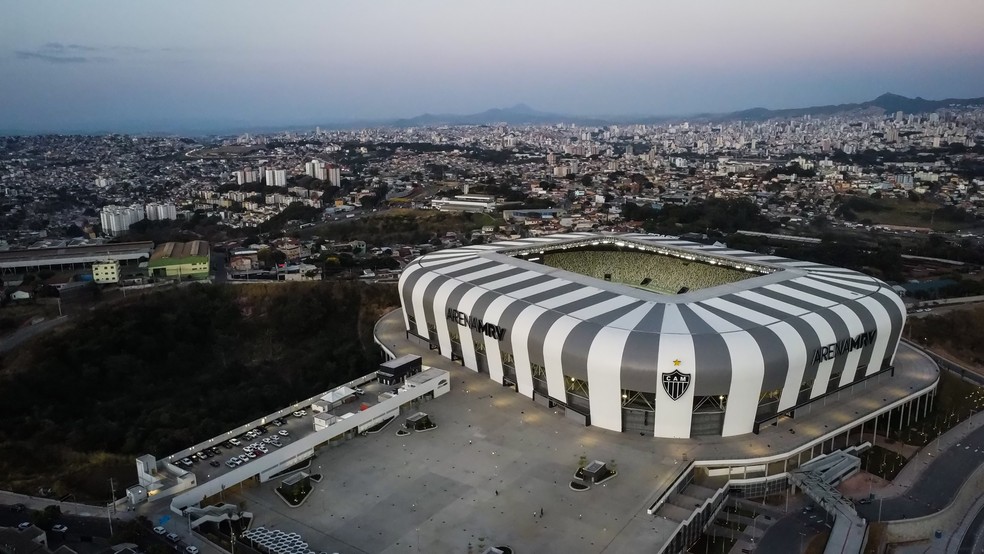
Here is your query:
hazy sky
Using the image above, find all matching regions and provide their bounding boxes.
[2,0,984,132]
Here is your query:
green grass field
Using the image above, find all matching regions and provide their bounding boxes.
[852,198,965,232]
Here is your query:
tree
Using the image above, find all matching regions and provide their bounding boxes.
[257,249,287,269]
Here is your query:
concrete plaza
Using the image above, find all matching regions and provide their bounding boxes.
[206,309,939,553]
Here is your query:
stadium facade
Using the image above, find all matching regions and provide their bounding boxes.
[398,232,906,438]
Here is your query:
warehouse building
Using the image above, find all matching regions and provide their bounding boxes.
[148,241,211,280]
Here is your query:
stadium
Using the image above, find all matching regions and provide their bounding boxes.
[398,232,906,438]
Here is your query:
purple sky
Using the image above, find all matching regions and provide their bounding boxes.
[2,0,983,132]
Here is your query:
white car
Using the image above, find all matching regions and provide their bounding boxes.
[186,547,200,554]
[17,522,31,531]
[278,430,290,437]
[229,438,241,446]
[153,526,167,535]
[293,410,307,417]
[51,524,68,533]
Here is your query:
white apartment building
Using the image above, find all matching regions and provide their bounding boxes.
[234,169,261,185]
[100,205,145,236]
[91,260,121,284]
[327,165,341,187]
[145,202,177,221]
[265,169,287,187]
[305,160,327,181]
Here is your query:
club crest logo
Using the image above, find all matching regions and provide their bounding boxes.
[662,361,691,401]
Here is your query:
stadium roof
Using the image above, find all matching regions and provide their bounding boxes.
[402,232,905,397]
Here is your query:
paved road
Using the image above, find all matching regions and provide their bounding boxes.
[958,502,984,553]
[756,506,830,554]
[0,316,70,354]
[858,422,984,522]
[0,506,111,539]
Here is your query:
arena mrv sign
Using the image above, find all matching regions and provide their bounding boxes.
[812,330,876,364]
[446,308,507,340]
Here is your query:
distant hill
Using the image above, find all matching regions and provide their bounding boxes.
[384,93,984,128]
[5,93,983,136]
[390,103,609,127]
[707,92,984,122]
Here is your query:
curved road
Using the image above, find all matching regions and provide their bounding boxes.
[857,422,984,522]
[959,502,984,553]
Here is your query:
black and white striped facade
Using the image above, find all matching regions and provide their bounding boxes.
[398,232,906,438]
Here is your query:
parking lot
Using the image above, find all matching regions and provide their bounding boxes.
[217,366,684,554]
[172,380,401,488]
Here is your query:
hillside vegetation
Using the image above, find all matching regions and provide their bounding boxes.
[909,306,984,366]
[0,282,399,500]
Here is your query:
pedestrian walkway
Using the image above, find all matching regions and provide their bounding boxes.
[848,398,984,551]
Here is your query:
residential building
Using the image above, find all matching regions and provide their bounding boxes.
[265,169,287,187]
[91,260,121,284]
[99,205,144,236]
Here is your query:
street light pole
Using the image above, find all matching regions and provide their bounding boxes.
[107,478,115,537]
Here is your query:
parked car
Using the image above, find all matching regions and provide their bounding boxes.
[153,526,167,535]
[186,546,200,554]
[292,410,307,417]
[51,524,68,533]
[17,522,31,530]
[229,438,241,446]
[166,533,180,543]
[354,387,365,395]
[209,460,221,467]
[279,430,290,437]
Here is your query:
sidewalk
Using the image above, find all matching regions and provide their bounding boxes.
[851,403,984,549]
[873,405,984,502]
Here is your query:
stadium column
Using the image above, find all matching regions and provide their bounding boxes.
[855,295,895,377]
[411,271,442,338]
[654,306,696,439]
[482,295,518,384]
[720,331,765,436]
[456,285,498,370]
[398,261,427,330]
[586,305,652,432]
[800,312,837,398]
[828,304,865,385]
[510,305,548,399]
[543,315,582,401]
[433,278,461,357]
[879,287,907,366]
[772,322,809,412]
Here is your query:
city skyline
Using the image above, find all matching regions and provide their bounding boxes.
[2,0,984,133]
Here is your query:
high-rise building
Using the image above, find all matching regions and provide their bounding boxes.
[145,202,177,221]
[234,168,261,185]
[264,169,287,187]
[305,160,327,180]
[327,164,342,187]
[94,177,114,188]
[100,205,145,236]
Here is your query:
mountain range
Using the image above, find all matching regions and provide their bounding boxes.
[3,93,983,136]
[383,93,984,128]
